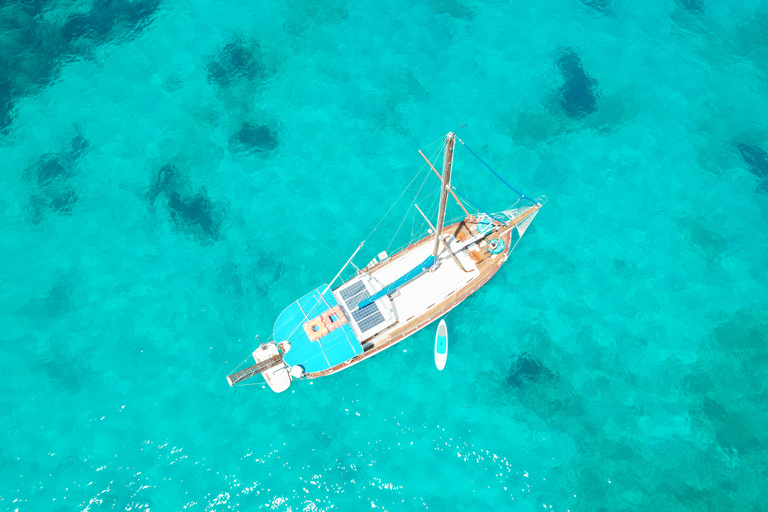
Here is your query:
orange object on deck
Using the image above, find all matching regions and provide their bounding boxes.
[303,317,329,341]
[321,305,348,331]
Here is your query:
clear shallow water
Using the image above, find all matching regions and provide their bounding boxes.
[2,0,768,510]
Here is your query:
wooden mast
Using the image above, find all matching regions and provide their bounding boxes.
[415,204,470,272]
[419,150,471,218]
[432,132,455,262]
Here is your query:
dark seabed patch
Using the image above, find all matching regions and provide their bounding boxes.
[23,135,89,223]
[676,0,703,13]
[166,191,222,241]
[229,122,279,154]
[34,156,71,187]
[477,318,768,510]
[736,142,768,181]
[580,0,611,15]
[251,254,286,295]
[35,134,88,185]
[506,353,554,388]
[693,397,760,455]
[682,216,727,265]
[205,36,281,155]
[48,189,79,214]
[161,73,183,93]
[40,356,90,394]
[0,72,13,130]
[710,308,768,362]
[70,134,89,157]
[146,163,184,206]
[477,328,598,441]
[281,0,349,36]
[430,0,475,20]
[675,309,768,508]
[216,263,244,301]
[557,48,599,118]
[147,164,225,242]
[61,0,161,45]
[18,275,74,319]
[0,0,161,132]
[206,36,265,88]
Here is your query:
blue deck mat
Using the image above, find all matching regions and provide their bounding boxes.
[277,285,363,373]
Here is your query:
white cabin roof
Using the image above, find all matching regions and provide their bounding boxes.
[334,234,481,343]
[370,236,479,327]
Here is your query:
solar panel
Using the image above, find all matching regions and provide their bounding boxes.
[351,303,385,332]
[339,281,369,308]
[338,280,388,335]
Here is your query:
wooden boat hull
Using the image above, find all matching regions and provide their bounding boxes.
[303,213,521,379]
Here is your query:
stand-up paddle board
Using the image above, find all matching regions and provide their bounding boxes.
[435,319,448,370]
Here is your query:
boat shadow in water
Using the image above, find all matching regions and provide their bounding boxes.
[146,164,225,243]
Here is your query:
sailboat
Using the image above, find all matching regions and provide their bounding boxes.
[227,132,545,392]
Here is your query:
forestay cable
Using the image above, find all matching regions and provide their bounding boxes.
[457,137,535,205]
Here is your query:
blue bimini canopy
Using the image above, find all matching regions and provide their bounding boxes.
[277,285,363,373]
[356,254,435,310]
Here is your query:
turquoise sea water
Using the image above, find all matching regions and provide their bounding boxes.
[2,0,768,510]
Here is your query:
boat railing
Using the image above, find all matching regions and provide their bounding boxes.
[379,213,470,261]
[334,211,509,286]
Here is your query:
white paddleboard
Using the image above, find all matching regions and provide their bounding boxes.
[434,319,448,370]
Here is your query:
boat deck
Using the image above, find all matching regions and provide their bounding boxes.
[367,218,508,349]
[305,216,514,378]
[365,224,477,326]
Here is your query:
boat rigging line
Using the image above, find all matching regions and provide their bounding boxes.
[322,242,365,296]
[362,139,445,244]
[419,150,471,218]
[451,187,504,226]
[456,137,536,205]
[386,143,445,253]
[414,204,471,273]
